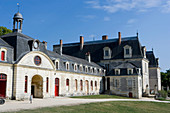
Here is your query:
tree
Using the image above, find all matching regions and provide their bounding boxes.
[0,26,12,36]
[161,69,170,88]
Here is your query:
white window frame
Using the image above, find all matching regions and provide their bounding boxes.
[79,64,83,72]
[66,62,69,70]
[55,59,59,70]
[103,47,112,59]
[127,68,133,75]
[0,48,7,61]
[115,69,120,75]
[123,45,132,58]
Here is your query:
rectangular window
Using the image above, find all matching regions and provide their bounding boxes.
[66,79,69,86]
[105,50,109,56]
[75,79,77,91]
[128,80,132,86]
[1,51,5,61]
[46,77,49,93]
[25,76,28,93]
[56,62,59,69]
[126,49,129,55]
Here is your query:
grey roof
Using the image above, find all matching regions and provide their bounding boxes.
[0,38,13,48]
[113,62,137,69]
[146,51,158,67]
[54,36,144,62]
[13,12,23,19]
[1,32,33,40]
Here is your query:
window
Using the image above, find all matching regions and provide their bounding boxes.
[124,45,132,58]
[115,69,120,75]
[1,51,5,61]
[25,76,28,93]
[66,62,69,70]
[75,79,78,91]
[80,80,83,91]
[103,47,112,59]
[127,69,133,75]
[95,81,97,90]
[0,74,7,80]
[74,64,77,71]
[34,56,41,65]
[56,61,59,70]
[113,79,115,87]
[133,79,136,88]
[115,79,119,87]
[66,79,69,86]
[80,65,83,72]
[128,79,132,87]
[85,66,88,73]
[46,77,49,93]
[91,81,93,90]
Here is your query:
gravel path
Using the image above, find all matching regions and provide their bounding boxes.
[0,97,169,112]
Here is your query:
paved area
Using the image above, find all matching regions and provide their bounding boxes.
[0,97,170,112]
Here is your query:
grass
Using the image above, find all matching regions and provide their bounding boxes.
[70,94,132,99]
[8,101,170,113]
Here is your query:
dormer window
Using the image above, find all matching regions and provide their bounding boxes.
[55,60,59,70]
[85,66,88,73]
[0,48,7,61]
[74,64,77,71]
[80,65,83,72]
[124,45,132,58]
[103,47,111,59]
[115,69,120,75]
[127,68,133,75]
[65,62,69,70]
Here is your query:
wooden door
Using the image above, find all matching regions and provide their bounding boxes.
[0,74,7,97]
[55,78,59,96]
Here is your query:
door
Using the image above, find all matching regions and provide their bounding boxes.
[107,77,110,90]
[55,78,59,96]
[129,92,133,98]
[31,85,35,97]
[0,74,7,97]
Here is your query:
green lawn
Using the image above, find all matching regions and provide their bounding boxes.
[70,94,132,99]
[8,101,170,113]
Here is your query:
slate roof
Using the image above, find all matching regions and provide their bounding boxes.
[1,32,104,76]
[146,51,158,67]
[54,36,144,62]
[107,62,139,76]
[0,38,13,48]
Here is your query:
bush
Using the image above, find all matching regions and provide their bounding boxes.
[158,90,167,98]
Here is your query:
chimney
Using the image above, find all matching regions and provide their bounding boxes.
[60,39,63,55]
[85,52,91,63]
[80,36,84,50]
[102,35,108,40]
[118,32,121,45]
[42,41,47,49]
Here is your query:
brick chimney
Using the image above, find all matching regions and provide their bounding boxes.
[102,35,108,40]
[80,36,84,50]
[60,39,63,55]
[85,52,91,63]
[118,32,121,45]
[42,41,47,49]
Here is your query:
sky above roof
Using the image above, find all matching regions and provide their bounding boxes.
[0,0,170,72]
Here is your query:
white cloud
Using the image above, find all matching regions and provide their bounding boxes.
[104,17,110,21]
[85,0,170,13]
[127,19,136,24]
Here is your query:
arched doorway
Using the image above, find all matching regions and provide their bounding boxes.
[0,74,7,97]
[86,80,89,94]
[129,92,133,98]
[31,75,43,98]
[55,78,59,96]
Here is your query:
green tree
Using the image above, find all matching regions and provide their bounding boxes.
[161,69,170,88]
[0,26,12,36]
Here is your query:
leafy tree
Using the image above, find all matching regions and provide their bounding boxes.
[0,26,12,36]
[161,69,170,88]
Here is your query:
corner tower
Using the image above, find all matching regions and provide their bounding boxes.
[13,12,23,33]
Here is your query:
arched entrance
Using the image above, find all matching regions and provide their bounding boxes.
[0,74,7,97]
[129,92,133,98]
[55,78,59,96]
[86,80,89,94]
[31,75,43,98]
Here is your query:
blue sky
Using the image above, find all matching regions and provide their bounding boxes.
[0,0,170,72]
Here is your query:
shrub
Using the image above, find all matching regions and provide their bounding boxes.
[158,90,167,98]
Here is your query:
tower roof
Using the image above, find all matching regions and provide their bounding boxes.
[13,12,23,19]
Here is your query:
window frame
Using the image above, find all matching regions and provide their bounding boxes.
[103,47,112,59]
